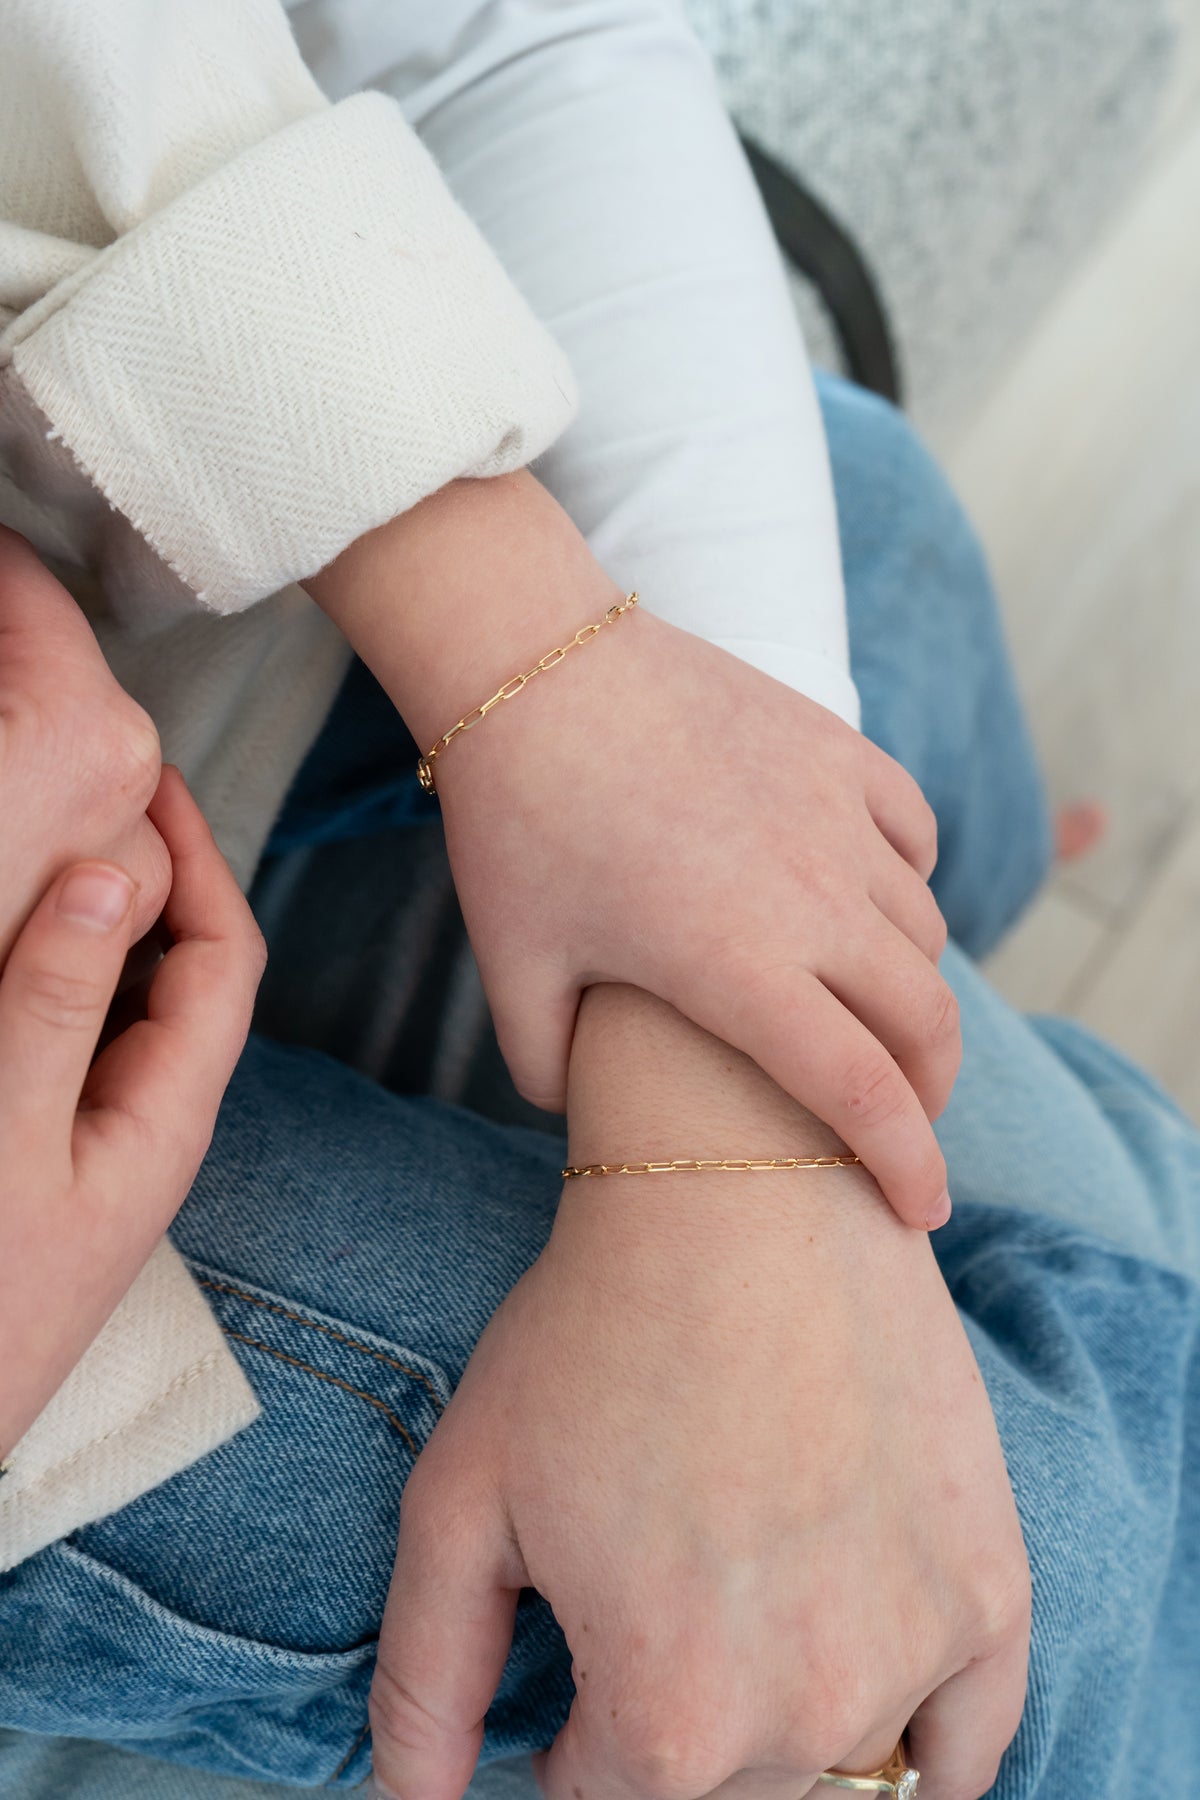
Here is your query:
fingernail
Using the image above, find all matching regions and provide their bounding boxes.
[367,1783,400,1800]
[58,866,135,931]
[926,1188,952,1231]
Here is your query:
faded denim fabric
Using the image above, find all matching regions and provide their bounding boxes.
[1,378,1196,1798]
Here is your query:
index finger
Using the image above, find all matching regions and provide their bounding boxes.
[74,767,265,1188]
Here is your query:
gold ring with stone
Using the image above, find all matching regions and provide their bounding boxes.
[815,1741,918,1797]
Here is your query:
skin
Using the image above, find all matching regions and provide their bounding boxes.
[304,476,1028,1796]
[0,528,171,959]
[1,472,1028,1800]
[305,469,961,1232]
[367,986,1030,1800]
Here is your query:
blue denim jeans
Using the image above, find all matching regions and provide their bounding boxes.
[2,378,1197,1799]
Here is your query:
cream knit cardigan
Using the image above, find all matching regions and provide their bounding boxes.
[0,0,852,1570]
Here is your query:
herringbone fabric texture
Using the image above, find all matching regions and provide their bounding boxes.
[3,90,576,612]
[0,1241,261,1573]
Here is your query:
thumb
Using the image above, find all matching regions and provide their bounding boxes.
[370,1465,522,1800]
[483,960,579,1115]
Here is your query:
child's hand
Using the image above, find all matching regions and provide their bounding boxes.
[441,604,954,1228]
[307,472,958,1229]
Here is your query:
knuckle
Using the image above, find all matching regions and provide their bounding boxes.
[137,823,173,921]
[920,892,950,959]
[787,1668,872,1774]
[0,683,60,760]
[840,1051,907,1129]
[922,981,960,1051]
[401,1460,490,1562]
[50,691,163,813]
[104,697,162,806]
[971,1561,1033,1661]
[891,767,939,860]
[22,964,107,1031]
[523,1087,563,1113]
[613,1719,737,1800]
[507,1058,563,1114]
[883,754,936,843]
[725,939,808,1026]
[489,1016,560,1114]
[369,1660,448,1759]
[241,920,269,986]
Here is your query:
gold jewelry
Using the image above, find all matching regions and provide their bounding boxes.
[416,591,640,795]
[561,1155,861,1180]
[817,1743,918,1797]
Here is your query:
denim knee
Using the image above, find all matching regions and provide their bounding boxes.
[817,374,1053,957]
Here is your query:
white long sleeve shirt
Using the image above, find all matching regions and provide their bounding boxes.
[0,0,857,1568]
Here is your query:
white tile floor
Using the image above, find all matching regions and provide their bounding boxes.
[934,11,1200,1118]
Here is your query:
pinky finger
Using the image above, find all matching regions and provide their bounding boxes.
[905,1630,1030,1800]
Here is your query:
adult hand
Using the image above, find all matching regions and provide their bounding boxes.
[369,989,1030,1800]
[373,1197,1028,1800]
[0,524,172,957]
[0,766,266,1454]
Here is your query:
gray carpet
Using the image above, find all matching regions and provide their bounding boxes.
[687,0,1175,427]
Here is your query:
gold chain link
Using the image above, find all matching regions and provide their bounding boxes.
[561,1155,862,1180]
[416,591,640,795]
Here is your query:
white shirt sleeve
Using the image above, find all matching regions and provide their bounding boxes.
[0,0,577,615]
[297,0,859,726]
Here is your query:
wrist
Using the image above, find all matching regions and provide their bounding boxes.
[562,985,915,1260]
[302,470,622,753]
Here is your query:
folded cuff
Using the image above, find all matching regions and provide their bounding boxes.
[2,92,578,614]
[0,1241,260,1572]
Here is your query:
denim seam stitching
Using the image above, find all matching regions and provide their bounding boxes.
[0,1354,220,1515]
[330,1715,373,1783]
[221,1329,419,1455]
[198,1278,445,1411]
